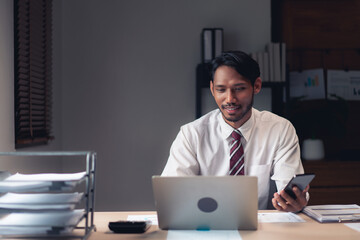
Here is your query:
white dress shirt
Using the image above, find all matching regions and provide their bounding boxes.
[161,108,304,209]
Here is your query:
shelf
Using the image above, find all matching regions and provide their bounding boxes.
[0,151,96,239]
[271,0,360,159]
[262,82,285,87]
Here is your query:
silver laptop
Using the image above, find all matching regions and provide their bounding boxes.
[152,176,258,230]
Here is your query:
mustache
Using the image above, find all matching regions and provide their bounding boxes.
[222,104,240,108]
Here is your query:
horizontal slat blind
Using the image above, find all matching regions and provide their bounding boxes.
[14,0,54,147]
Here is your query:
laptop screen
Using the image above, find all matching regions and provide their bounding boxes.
[152,176,258,230]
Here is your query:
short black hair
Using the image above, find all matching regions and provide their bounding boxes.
[210,51,260,86]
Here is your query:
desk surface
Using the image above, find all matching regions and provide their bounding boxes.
[87,211,360,240]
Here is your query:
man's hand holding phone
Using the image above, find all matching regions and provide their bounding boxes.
[272,173,315,213]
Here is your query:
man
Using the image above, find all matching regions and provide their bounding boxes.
[162,51,308,212]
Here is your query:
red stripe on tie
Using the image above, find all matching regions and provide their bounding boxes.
[229,130,245,175]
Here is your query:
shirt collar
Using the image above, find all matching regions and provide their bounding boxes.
[218,108,255,142]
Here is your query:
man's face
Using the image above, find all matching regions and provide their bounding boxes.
[210,65,261,129]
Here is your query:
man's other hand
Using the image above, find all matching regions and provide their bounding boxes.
[272,185,310,212]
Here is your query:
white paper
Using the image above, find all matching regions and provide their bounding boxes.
[0,226,51,235]
[167,230,242,240]
[127,214,158,225]
[0,192,83,204]
[127,212,306,226]
[0,191,83,211]
[306,204,360,210]
[1,172,87,192]
[0,181,51,193]
[0,210,84,227]
[315,209,360,215]
[289,69,326,100]
[345,223,360,232]
[327,70,360,100]
[303,204,360,222]
[0,226,73,235]
[6,172,86,182]
[0,203,75,211]
[258,212,305,223]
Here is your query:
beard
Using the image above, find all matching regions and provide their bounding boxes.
[220,92,254,123]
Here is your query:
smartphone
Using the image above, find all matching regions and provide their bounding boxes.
[108,220,151,233]
[284,173,315,199]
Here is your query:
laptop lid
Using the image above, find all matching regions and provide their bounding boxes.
[152,176,258,230]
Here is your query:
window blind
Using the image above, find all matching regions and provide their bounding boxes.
[14,0,54,148]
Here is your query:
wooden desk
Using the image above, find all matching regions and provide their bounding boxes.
[86,211,360,240]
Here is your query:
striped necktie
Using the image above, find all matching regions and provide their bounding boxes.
[229,130,245,175]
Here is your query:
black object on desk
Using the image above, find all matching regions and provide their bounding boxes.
[108,221,151,233]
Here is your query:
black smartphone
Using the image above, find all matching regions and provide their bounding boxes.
[284,173,315,199]
[108,220,151,233]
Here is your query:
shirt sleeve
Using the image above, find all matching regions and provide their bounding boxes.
[161,126,200,176]
[271,120,305,192]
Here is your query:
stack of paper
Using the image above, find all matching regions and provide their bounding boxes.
[0,192,84,212]
[0,210,84,227]
[0,226,73,236]
[0,172,86,192]
[0,181,52,193]
[303,204,360,223]
[6,172,86,182]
